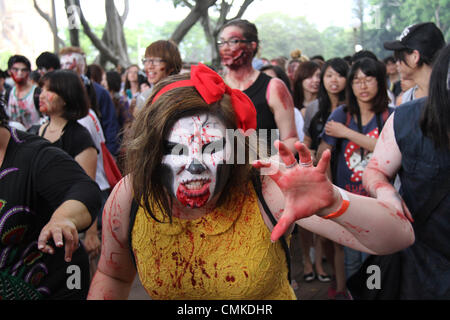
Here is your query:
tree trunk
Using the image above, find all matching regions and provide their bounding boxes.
[101,0,130,67]
[65,0,80,47]
[170,0,217,45]
[76,0,130,68]
[33,0,65,53]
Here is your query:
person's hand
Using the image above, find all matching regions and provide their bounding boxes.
[252,140,336,242]
[84,233,101,259]
[38,215,80,263]
[324,120,349,139]
[84,231,101,258]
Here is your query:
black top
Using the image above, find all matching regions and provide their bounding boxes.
[244,72,277,151]
[41,120,98,158]
[243,72,277,131]
[394,98,450,299]
[0,128,101,299]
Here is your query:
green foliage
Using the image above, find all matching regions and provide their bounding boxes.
[60,25,105,63]
[59,0,447,68]
[366,0,449,58]
[0,50,14,71]
[254,13,354,60]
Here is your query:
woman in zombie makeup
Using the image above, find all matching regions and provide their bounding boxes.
[37,70,101,260]
[218,19,299,155]
[86,63,415,300]
[5,55,42,130]
[362,44,450,299]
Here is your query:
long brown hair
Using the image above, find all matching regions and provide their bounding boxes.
[125,73,254,222]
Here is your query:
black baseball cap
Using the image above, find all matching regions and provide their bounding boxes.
[384,22,445,58]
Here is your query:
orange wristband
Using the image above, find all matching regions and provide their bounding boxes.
[322,188,350,220]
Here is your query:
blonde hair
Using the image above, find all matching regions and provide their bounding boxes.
[60,46,86,57]
[290,49,309,62]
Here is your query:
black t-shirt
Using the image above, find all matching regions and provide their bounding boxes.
[0,128,101,300]
[41,120,98,158]
[243,72,277,153]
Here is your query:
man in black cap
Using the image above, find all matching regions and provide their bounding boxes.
[384,22,445,105]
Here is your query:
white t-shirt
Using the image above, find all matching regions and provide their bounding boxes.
[293,108,304,142]
[6,85,41,130]
[400,86,418,105]
[78,109,110,191]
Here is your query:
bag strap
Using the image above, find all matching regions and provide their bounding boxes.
[375,109,389,133]
[251,173,292,282]
[128,199,139,269]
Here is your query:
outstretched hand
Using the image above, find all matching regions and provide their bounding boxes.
[38,215,80,263]
[252,140,337,242]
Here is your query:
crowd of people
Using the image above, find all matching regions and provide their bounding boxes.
[0,19,448,300]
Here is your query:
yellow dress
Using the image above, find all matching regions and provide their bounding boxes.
[131,183,296,300]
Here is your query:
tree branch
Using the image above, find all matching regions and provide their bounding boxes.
[229,0,254,21]
[120,0,129,25]
[170,0,218,44]
[181,0,194,9]
[76,0,122,65]
[34,0,65,50]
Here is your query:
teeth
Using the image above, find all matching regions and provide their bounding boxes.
[182,178,210,190]
[185,181,203,190]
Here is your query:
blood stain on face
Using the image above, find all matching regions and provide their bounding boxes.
[219,28,254,70]
[162,114,228,210]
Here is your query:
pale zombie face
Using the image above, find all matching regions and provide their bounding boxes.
[9,62,30,86]
[218,26,255,70]
[60,53,86,75]
[161,114,231,209]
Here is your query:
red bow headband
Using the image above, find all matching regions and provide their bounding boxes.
[152,63,257,132]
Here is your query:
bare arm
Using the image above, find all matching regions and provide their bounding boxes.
[74,147,97,180]
[362,113,413,220]
[254,140,414,255]
[38,200,92,263]
[324,120,377,152]
[266,78,299,153]
[87,176,137,300]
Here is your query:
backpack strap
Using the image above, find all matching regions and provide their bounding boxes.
[376,109,390,133]
[4,86,11,105]
[128,199,139,270]
[345,111,352,127]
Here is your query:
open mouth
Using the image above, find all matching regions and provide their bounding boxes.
[176,179,212,208]
[180,178,211,194]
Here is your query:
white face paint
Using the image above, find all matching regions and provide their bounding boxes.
[162,114,230,208]
[60,53,86,75]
